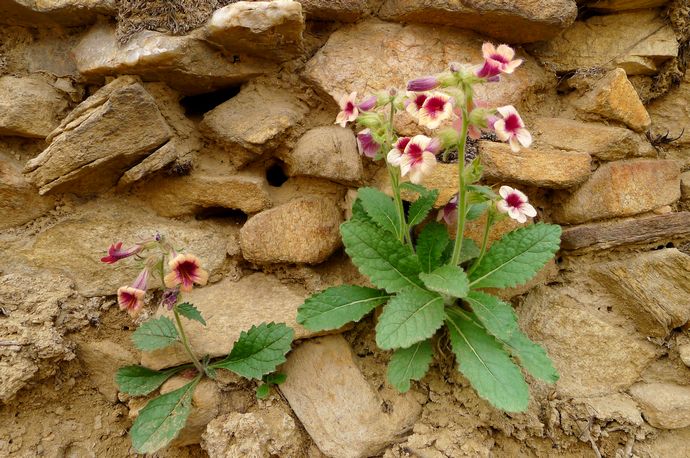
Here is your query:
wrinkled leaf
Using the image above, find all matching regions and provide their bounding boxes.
[376,288,445,350]
[358,187,401,238]
[416,222,450,273]
[132,317,179,351]
[503,329,559,383]
[115,365,184,396]
[387,339,434,392]
[176,302,206,326]
[419,265,469,299]
[465,291,518,341]
[297,285,391,331]
[407,188,439,227]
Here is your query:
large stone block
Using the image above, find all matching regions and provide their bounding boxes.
[630,383,690,430]
[0,0,115,27]
[0,76,69,138]
[0,158,55,229]
[585,0,669,10]
[647,73,690,165]
[297,0,368,21]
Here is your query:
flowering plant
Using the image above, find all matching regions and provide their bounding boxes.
[298,43,561,412]
[103,236,294,453]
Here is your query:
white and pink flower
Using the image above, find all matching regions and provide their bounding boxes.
[496,186,536,224]
[494,105,532,152]
[117,268,149,317]
[356,129,381,159]
[387,135,438,184]
[164,253,209,293]
[335,91,359,127]
[437,194,458,225]
[405,92,428,118]
[417,92,453,129]
[476,43,523,79]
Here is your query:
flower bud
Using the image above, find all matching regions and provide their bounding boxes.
[468,108,493,128]
[407,76,439,92]
[437,127,460,148]
[355,111,383,129]
[357,95,377,112]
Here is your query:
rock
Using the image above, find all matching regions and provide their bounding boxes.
[284,126,363,184]
[552,159,680,224]
[585,0,669,10]
[0,0,115,27]
[140,273,316,370]
[297,0,367,21]
[73,22,275,95]
[376,163,457,207]
[647,73,690,155]
[201,82,308,167]
[521,285,658,397]
[378,0,577,43]
[630,383,690,429]
[78,340,136,403]
[573,68,651,133]
[678,345,690,368]
[280,335,422,458]
[240,196,343,264]
[202,397,304,457]
[304,20,551,111]
[530,10,678,75]
[531,117,655,161]
[682,172,690,201]
[23,77,172,196]
[479,141,591,188]
[0,76,69,138]
[591,249,690,338]
[0,158,55,229]
[203,0,304,62]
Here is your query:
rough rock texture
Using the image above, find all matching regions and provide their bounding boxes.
[682,171,690,201]
[679,345,690,368]
[23,77,171,196]
[0,0,115,27]
[0,158,55,229]
[630,383,690,430]
[530,10,678,75]
[479,141,592,188]
[280,335,422,458]
[240,196,343,264]
[78,340,136,403]
[376,163,457,206]
[0,76,69,138]
[553,159,680,224]
[647,72,690,156]
[586,0,669,10]
[297,0,368,21]
[378,0,577,43]
[531,117,655,161]
[140,273,316,370]
[304,20,551,110]
[284,126,363,184]
[573,68,651,132]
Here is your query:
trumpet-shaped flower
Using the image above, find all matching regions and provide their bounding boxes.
[335,91,359,127]
[496,186,536,224]
[358,96,377,112]
[437,194,458,225]
[405,92,428,118]
[101,242,141,264]
[476,43,523,79]
[494,105,532,152]
[418,92,453,129]
[117,268,149,317]
[356,129,381,159]
[164,253,208,292]
[388,135,438,184]
[407,76,439,92]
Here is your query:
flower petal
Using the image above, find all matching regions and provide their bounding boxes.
[516,128,532,148]
[499,185,513,199]
[482,42,497,59]
[521,203,537,218]
[496,44,515,61]
[508,136,521,152]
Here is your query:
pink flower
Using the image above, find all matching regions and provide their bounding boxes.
[358,96,377,112]
[335,91,358,127]
[417,92,453,129]
[494,105,532,152]
[164,254,209,293]
[117,268,149,317]
[356,129,381,159]
[101,242,141,264]
[476,43,523,79]
[496,186,536,224]
[437,194,458,225]
[161,288,179,310]
[407,76,439,92]
[388,135,438,184]
[405,92,428,118]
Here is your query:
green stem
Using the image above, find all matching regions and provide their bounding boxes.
[173,308,204,374]
[385,101,410,246]
[450,109,470,266]
[467,212,493,275]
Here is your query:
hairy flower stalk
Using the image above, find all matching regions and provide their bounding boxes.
[450,84,472,266]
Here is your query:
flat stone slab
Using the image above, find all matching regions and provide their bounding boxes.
[0,76,69,138]
[630,382,690,430]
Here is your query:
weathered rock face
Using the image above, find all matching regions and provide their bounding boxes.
[630,383,690,430]
[297,0,368,21]
[304,20,551,110]
[681,172,690,201]
[0,0,115,27]
[240,196,343,264]
[531,117,655,161]
[553,159,680,224]
[378,0,577,43]
[0,158,55,229]
[479,141,591,188]
[585,0,669,10]
[0,76,69,138]
[78,340,136,403]
[376,163,457,207]
[647,73,690,159]
[23,77,172,195]
[280,335,422,458]
[530,10,678,75]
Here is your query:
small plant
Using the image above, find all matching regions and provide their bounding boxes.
[102,235,294,453]
[298,43,561,412]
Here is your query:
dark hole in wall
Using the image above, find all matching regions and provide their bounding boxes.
[266,163,289,187]
[180,85,241,116]
[195,207,248,223]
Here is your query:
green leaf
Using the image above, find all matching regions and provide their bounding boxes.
[341,219,424,293]
[358,187,401,237]
[416,222,450,273]
[387,339,434,392]
[132,317,179,351]
[350,197,373,224]
[467,184,498,200]
[503,329,559,383]
[131,378,199,453]
[256,383,270,399]
[115,365,184,396]
[469,223,561,289]
[445,309,529,412]
[212,322,294,380]
[264,372,287,385]
[466,202,489,221]
[176,302,206,326]
[465,291,518,341]
[297,285,391,331]
[407,188,439,227]
[441,238,480,265]
[400,182,427,195]
[419,265,469,298]
[376,288,445,350]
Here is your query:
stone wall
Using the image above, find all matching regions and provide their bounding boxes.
[1,1,690,457]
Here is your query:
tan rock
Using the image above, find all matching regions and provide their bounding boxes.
[379,0,577,43]
[479,141,591,188]
[591,249,690,338]
[682,172,690,201]
[531,117,655,161]
[78,340,136,403]
[530,10,678,75]
[204,0,304,62]
[630,382,690,430]
[585,0,669,10]
[284,126,363,184]
[521,285,658,397]
[376,162,457,207]
[647,74,690,152]
[280,335,422,458]
[240,196,343,264]
[679,344,690,368]
[553,159,680,224]
[73,22,274,95]
[0,76,69,138]
[0,158,55,229]
[304,20,550,111]
[297,0,368,21]
[573,68,651,132]
[0,0,114,27]
[140,273,314,370]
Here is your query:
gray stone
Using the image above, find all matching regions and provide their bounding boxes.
[630,382,690,430]
[0,76,69,138]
